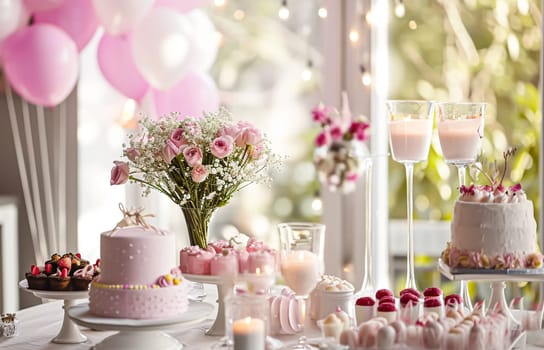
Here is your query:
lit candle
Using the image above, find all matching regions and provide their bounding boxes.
[232,317,265,350]
[280,251,320,296]
[245,267,275,293]
[438,117,483,163]
[388,118,433,162]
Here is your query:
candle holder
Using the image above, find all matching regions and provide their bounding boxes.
[226,292,269,350]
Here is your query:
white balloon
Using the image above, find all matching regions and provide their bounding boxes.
[0,0,23,41]
[93,0,154,35]
[131,8,191,90]
[182,9,218,72]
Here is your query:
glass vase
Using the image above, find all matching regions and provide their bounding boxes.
[180,206,216,249]
[314,140,368,194]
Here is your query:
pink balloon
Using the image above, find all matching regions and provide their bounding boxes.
[1,24,78,107]
[34,0,98,52]
[154,0,211,13]
[23,0,64,12]
[97,33,149,102]
[152,72,219,118]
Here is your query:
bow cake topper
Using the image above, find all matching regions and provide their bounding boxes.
[109,203,164,235]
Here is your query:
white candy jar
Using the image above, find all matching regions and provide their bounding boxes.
[309,275,354,321]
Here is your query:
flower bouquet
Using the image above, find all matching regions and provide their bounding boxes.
[312,96,370,193]
[110,108,280,248]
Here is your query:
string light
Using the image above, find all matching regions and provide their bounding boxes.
[318,6,328,19]
[349,29,360,43]
[408,20,417,30]
[360,65,371,86]
[233,9,245,21]
[301,60,313,81]
[117,99,138,129]
[394,0,405,18]
[213,0,226,7]
[278,0,290,20]
[365,8,373,25]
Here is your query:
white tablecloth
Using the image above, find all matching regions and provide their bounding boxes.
[0,285,317,349]
[3,286,544,349]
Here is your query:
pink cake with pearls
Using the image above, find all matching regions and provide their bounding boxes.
[89,225,190,319]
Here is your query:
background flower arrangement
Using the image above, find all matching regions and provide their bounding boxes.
[111,108,281,248]
[312,98,370,194]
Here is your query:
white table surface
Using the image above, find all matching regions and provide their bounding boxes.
[0,285,318,349]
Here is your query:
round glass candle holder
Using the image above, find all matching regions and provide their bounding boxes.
[226,293,269,350]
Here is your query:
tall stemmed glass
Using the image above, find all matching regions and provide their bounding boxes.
[386,100,434,290]
[436,101,485,311]
[278,223,325,350]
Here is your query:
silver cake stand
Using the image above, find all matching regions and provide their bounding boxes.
[67,302,214,350]
[19,279,89,343]
[439,259,544,327]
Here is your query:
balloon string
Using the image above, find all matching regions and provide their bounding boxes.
[4,80,44,263]
[36,105,58,252]
[57,101,67,253]
[21,98,48,261]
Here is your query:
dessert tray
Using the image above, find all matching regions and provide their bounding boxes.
[19,279,89,344]
[438,259,544,281]
[67,302,214,350]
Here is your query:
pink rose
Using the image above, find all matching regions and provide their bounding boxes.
[191,164,208,183]
[235,126,262,147]
[315,131,331,147]
[126,147,140,162]
[210,135,234,158]
[110,161,129,185]
[349,121,370,141]
[219,124,240,138]
[169,128,187,147]
[183,145,203,167]
[162,140,180,164]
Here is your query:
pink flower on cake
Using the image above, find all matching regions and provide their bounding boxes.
[509,183,522,192]
[526,253,543,269]
[210,135,234,158]
[162,140,180,164]
[183,146,203,167]
[191,165,208,183]
[110,161,129,185]
[169,128,187,147]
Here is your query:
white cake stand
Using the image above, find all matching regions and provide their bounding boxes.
[183,274,234,336]
[68,302,214,350]
[19,279,89,343]
[439,259,544,327]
